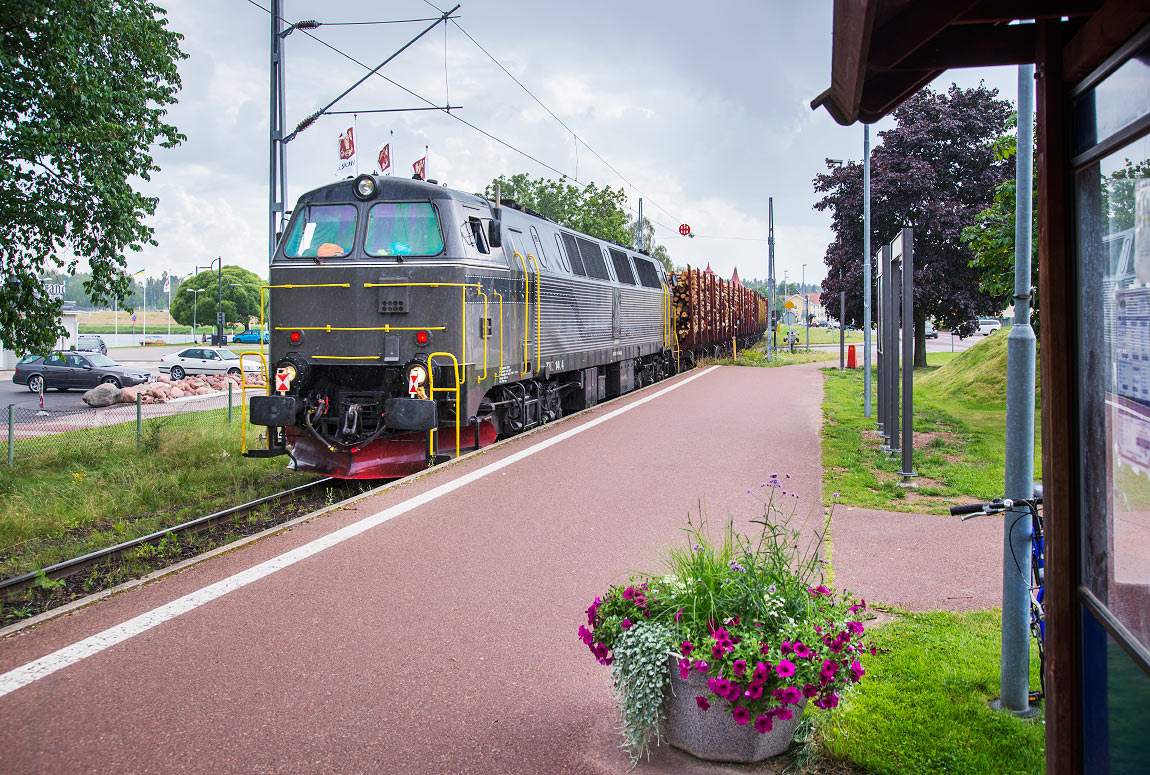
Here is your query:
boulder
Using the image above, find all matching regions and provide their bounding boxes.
[157,375,171,384]
[195,387,213,395]
[169,387,185,399]
[83,383,122,407]
[120,386,139,403]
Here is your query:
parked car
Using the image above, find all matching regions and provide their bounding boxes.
[12,352,152,393]
[232,328,269,344]
[142,335,167,346]
[924,321,938,339]
[158,347,261,380]
[75,334,107,355]
[978,317,1003,336]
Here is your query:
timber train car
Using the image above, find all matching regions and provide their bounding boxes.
[246,173,765,478]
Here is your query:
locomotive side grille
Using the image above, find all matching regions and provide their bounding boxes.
[609,249,636,285]
[378,286,410,314]
[577,237,611,281]
[633,257,662,289]
[560,232,586,276]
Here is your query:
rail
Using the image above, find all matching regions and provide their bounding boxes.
[528,252,541,368]
[512,251,530,376]
[237,350,269,454]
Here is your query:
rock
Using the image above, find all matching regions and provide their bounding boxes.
[195,387,212,395]
[169,387,185,399]
[157,375,171,383]
[83,383,122,407]
[120,387,139,403]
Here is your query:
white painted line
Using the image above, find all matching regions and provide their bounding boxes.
[0,366,720,698]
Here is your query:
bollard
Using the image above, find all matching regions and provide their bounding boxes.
[228,383,234,424]
[7,404,13,467]
[847,345,857,369]
[136,391,142,446]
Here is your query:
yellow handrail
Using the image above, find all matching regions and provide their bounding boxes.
[527,253,541,368]
[426,350,461,460]
[238,351,269,454]
[476,288,489,382]
[512,251,529,375]
[493,290,504,374]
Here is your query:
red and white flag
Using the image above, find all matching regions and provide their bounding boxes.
[412,157,426,180]
[336,125,357,177]
[376,143,391,175]
[162,273,170,293]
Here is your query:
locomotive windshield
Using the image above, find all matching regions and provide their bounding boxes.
[364,202,444,257]
[283,205,357,258]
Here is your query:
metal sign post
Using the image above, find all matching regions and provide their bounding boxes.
[885,243,899,456]
[898,228,916,482]
[876,249,885,439]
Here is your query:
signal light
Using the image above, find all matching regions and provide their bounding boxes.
[415,330,429,344]
[289,330,302,345]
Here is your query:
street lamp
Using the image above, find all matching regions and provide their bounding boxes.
[208,256,224,346]
[184,287,206,339]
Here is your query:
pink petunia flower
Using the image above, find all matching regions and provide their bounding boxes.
[732,660,748,677]
[775,708,794,721]
[621,618,632,630]
[696,696,710,711]
[775,659,797,678]
[681,641,694,656]
[679,658,692,680]
[732,706,751,725]
[754,714,773,734]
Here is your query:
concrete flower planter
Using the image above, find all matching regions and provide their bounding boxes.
[663,663,806,763]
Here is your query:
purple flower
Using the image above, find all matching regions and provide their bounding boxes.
[753,661,770,680]
[786,473,792,478]
[802,683,819,698]
[780,640,793,655]
[696,696,710,711]
[754,714,773,734]
[622,587,635,600]
[775,659,796,678]
[712,644,726,660]
[592,643,612,665]
[847,621,865,635]
[694,660,709,673]
[743,683,764,700]
[850,660,866,682]
[679,658,692,680]
[832,492,840,499]
[578,625,593,645]
[681,641,694,656]
[778,686,802,705]
[770,472,778,478]
[733,660,748,677]
[732,705,751,725]
[693,544,704,552]
[775,708,794,721]
[621,618,632,630]
[792,641,813,659]
[674,608,683,623]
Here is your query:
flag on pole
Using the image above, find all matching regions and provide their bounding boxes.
[412,157,426,180]
[162,272,170,293]
[336,125,357,178]
[376,143,391,175]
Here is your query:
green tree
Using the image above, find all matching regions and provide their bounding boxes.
[169,267,265,331]
[0,0,186,354]
[483,174,673,269]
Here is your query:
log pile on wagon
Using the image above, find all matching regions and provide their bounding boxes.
[670,266,768,352]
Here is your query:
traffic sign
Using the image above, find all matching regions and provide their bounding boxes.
[275,371,291,392]
[783,312,797,325]
[131,314,137,323]
[678,224,691,236]
[784,300,795,309]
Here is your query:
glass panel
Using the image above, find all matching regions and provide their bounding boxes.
[1082,611,1150,774]
[364,203,444,257]
[1074,42,1150,156]
[284,204,358,258]
[1076,131,1150,650]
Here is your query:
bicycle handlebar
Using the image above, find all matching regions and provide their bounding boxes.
[949,503,986,516]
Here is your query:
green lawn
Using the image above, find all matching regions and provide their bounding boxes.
[811,610,1045,775]
[822,334,1040,512]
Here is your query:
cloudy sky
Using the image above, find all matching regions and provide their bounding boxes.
[136,0,1021,287]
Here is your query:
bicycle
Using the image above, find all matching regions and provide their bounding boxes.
[950,490,1045,701]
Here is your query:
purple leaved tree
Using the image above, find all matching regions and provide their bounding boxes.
[815,84,1014,366]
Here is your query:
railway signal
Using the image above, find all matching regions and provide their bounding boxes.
[678,224,691,236]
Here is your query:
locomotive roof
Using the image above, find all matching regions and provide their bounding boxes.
[295,175,490,208]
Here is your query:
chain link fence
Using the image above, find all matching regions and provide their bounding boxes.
[5,387,264,464]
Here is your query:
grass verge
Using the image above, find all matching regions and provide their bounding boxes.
[809,609,1044,775]
[822,336,1040,512]
[0,412,317,586]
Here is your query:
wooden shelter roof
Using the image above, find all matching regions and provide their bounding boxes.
[809,0,1146,124]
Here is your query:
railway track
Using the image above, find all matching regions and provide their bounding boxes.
[0,477,353,602]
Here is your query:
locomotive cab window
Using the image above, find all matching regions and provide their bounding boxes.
[283,204,357,258]
[365,202,445,257]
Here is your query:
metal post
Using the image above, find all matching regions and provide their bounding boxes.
[802,263,808,350]
[768,198,775,362]
[7,404,13,467]
[999,63,1037,716]
[136,391,143,446]
[888,245,899,455]
[863,124,872,416]
[216,257,223,346]
[900,228,916,481]
[269,0,287,262]
[876,254,885,435]
[840,288,846,370]
[636,198,643,251]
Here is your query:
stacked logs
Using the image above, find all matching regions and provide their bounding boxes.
[669,266,768,350]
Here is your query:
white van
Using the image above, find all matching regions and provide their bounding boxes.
[978,318,1002,336]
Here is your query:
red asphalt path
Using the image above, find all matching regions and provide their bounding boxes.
[0,363,1000,774]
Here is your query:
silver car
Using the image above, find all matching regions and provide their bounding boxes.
[158,347,261,380]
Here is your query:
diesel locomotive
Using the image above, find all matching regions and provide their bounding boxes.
[246,173,706,478]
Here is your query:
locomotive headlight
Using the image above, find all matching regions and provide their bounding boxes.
[353,174,377,200]
[407,363,428,386]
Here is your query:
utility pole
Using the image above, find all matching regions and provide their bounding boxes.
[863,124,872,417]
[999,62,1038,717]
[768,198,776,359]
[636,198,643,251]
[269,0,288,262]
